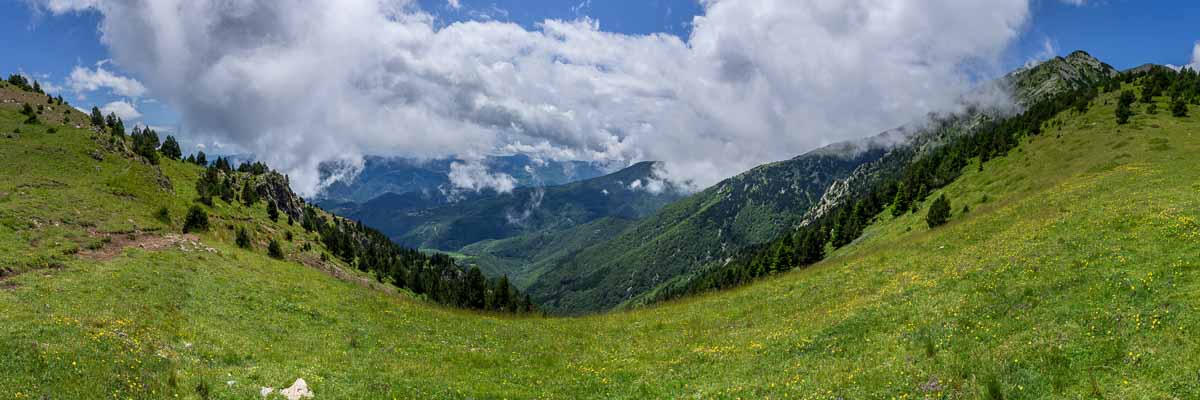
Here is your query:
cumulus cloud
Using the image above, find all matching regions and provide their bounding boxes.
[1165,42,1200,72]
[446,0,460,9]
[449,160,517,193]
[100,100,141,120]
[66,65,147,97]
[34,0,1033,195]
[1186,42,1200,71]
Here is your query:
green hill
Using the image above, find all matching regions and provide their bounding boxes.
[4,65,1200,399]
[524,51,1119,315]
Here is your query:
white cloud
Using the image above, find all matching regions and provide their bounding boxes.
[67,66,146,97]
[1188,41,1200,71]
[1165,42,1200,72]
[1059,0,1087,5]
[99,100,141,120]
[1025,37,1059,68]
[35,0,1032,196]
[446,0,460,9]
[449,160,516,193]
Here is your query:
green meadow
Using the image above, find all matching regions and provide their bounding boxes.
[2,81,1199,399]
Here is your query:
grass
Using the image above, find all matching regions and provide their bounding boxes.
[2,84,1200,398]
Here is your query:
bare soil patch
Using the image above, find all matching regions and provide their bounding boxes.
[78,232,210,261]
[297,252,394,293]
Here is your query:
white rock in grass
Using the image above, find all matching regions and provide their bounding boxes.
[280,378,313,400]
[260,387,274,397]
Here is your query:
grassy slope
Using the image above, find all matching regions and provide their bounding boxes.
[457,216,636,288]
[3,83,1200,399]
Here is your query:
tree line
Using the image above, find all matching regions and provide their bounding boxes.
[300,205,535,313]
[1114,65,1196,124]
[185,156,535,314]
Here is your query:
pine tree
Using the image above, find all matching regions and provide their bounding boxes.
[1173,98,1189,117]
[926,194,951,228]
[90,107,104,127]
[466,267,487,309]
[160,135,183,160]
[1116,90,1136,125]
[891,184,911,217]
[267,201,280,222]
[242,180,259,206]
[183,206,209,233]
[492,276,512,312]
[236,227,252,249]
[195,151,208,166]
[268,239,284,259]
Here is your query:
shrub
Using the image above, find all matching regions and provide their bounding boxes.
[268,239,284,259]
[236,227,252,249]
[155,206,171,225]
[182,206,209,233]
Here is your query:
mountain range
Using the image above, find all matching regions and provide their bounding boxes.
[324,51,1121,314]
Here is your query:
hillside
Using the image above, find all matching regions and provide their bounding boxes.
[4,68,1200,398]
[525,148,888,313]
[523,52,1118,314]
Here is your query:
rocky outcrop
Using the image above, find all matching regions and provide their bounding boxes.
[1006,50,1119,105]
[256,171,305,220]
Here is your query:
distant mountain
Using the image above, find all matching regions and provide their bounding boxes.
[524,50,1120,314]
[1008,50,1118,105]
[334,161,685,252]
[314,154,610,205]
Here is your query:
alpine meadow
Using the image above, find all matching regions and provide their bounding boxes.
[3,1,1200,399]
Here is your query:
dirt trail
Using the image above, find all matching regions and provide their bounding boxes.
[78,232,213,261]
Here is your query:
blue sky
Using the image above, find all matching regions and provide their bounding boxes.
[1,1,1198,192]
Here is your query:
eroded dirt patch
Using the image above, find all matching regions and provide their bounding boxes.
[0,262,66,288]
[78,232,212,261]
[298,252,394,293]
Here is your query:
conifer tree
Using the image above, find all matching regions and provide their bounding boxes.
[268,239,284,259]
[492,276,512,312]
[160,135,183,160]
[466,267,487,309]
[183,205,210,233]
[1116,90,1136,124]
[241,180,259,206]
[236,227,252,249]
[90,107,104,126]
[267,201,280,222]
[1173,98,1189,117]
[926,194,951,228]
